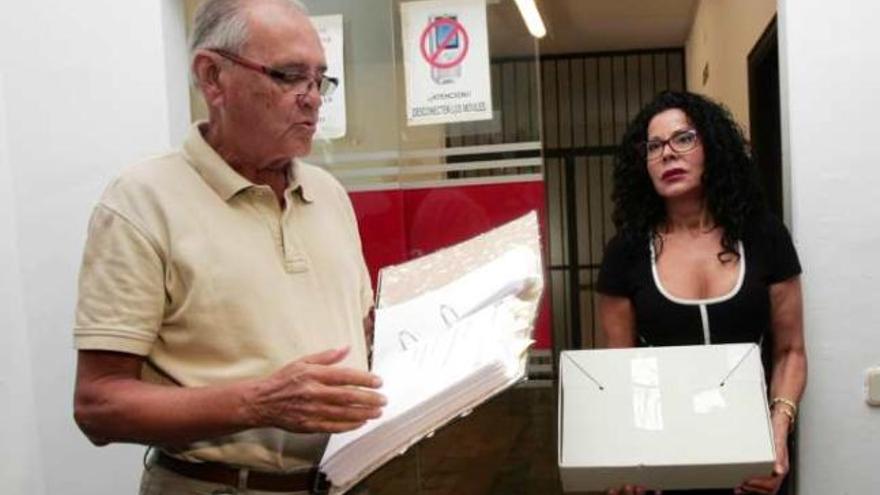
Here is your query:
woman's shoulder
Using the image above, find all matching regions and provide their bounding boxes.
[604,231,649,259]
[599,232,650,296]
[742,210,802,278]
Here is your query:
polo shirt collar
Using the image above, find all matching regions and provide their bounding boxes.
[182,122,314,203]
[288,160,314,203]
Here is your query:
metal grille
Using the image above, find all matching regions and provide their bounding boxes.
[541,49,686,356]
[444,58,543,178]
[439,48,685,359]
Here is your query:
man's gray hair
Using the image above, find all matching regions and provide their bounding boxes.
[189,0,308,82]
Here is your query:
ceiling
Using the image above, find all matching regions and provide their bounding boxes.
[488,0,699,57]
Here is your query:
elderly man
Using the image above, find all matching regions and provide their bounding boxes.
[72,0,384,493]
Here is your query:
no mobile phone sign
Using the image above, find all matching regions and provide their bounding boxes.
[419,17,470,69]
[402,0,493,126]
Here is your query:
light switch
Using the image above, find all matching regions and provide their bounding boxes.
[866,367,880,406]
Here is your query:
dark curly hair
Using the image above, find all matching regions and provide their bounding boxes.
[612,91,765,261]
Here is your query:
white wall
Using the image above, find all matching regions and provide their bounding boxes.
[779,0,880,492]
[0,73,46,495]
[0,1,190,493]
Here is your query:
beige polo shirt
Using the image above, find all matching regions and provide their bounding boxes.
[74,123,373,471]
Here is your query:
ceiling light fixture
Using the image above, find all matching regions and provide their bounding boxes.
[513,0,547,39]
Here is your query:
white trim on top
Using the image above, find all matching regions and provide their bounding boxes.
[649,239,746,306]
[699,304,711,344]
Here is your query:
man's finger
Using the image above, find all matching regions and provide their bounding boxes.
[301,386,387,411]
[306,384,387,408]
[296,402,383,423]
[310,365,383,389]
[300,419,367,434]
[300,347,350,366]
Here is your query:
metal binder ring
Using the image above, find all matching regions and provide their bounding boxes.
[439,304,460,328]
[398,330,419,351]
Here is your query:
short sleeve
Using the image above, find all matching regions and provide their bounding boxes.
[762,214,802,284]
[597,234,636,297]
[335,178,374,317]
[74,204,165,355]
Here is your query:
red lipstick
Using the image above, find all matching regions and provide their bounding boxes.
[661,168,686,181]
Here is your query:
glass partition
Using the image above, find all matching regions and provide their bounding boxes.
[299,2,549,492]
[297,0,551,351]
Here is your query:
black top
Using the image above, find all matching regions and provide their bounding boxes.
[597,213,801,347]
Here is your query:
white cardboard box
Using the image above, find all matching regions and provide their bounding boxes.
[558,344,775,492]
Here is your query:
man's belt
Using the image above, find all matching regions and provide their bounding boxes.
[155,451,329,494]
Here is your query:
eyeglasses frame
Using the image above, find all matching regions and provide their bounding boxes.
[207,48,339,97]
[639,128,701,162]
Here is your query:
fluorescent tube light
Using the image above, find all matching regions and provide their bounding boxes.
[513,0,546,39]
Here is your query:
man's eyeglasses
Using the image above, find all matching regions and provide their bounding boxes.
[209,49,339,97]
[638,129,700,161]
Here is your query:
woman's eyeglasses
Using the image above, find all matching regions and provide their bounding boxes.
[639,129,700,161]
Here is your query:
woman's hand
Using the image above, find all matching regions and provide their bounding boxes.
[734,412,790,494]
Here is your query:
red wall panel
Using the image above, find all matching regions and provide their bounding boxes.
[349,180,552,349]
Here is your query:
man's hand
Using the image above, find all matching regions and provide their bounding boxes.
[246,347,386,433]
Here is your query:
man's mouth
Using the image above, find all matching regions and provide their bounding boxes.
[293,121,317,131]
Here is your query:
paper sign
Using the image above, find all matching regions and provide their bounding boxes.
[311,15,347,140]
[401,0,494,126]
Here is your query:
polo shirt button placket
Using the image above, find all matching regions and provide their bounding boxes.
[284,256,309,273]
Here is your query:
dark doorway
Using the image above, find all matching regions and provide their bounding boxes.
[748,17,784,218]
[749,18,796,495]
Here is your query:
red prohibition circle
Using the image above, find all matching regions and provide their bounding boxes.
[419,17,470,69]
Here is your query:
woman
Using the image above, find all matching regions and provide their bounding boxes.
[597,91,806,495]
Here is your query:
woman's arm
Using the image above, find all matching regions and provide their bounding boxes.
[738,276,807,494]
[598,294,638,348]
[767,276,808,408]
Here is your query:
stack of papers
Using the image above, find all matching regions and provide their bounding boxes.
[319,213,544,494]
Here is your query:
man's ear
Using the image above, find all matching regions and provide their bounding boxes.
[192,52,224,107]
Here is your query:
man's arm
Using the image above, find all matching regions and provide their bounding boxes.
[74,347,385,448]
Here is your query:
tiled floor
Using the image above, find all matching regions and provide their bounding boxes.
[363,385,568,495]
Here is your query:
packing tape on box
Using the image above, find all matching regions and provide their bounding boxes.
[693,346,755,413]
[631,357,664,431]
[693,387,727,414]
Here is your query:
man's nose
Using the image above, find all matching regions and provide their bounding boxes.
[296,84,323,109]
